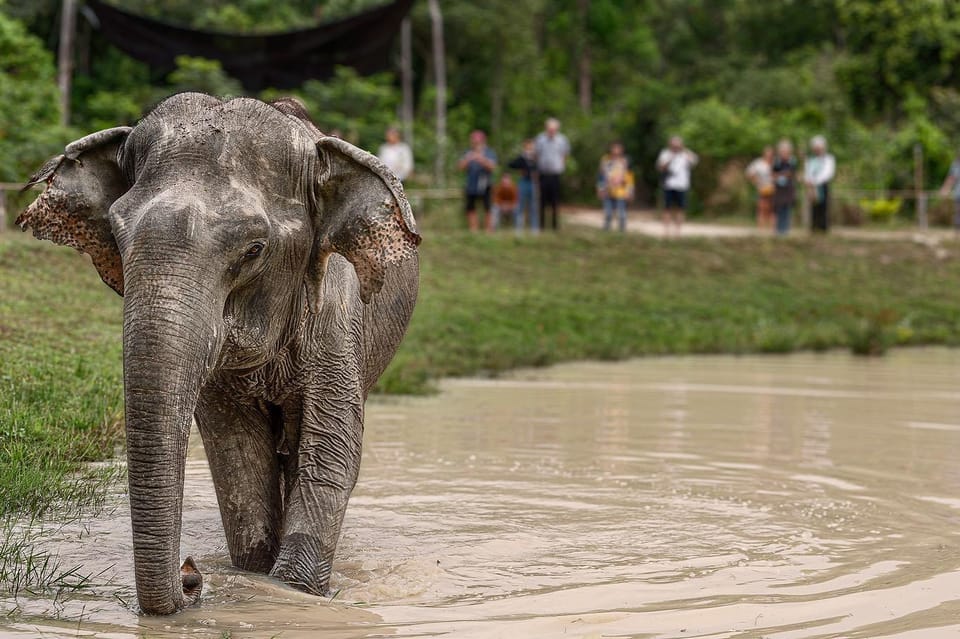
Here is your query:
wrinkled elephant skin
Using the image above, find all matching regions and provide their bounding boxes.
[16,93,420,615]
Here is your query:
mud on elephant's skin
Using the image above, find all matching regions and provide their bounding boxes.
[16,93,420,615]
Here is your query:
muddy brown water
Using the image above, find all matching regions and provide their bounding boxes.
[5,349,960,638]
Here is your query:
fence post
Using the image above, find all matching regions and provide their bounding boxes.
[798,149,810,230]
[914,143,928,230]
[0,186,6,232]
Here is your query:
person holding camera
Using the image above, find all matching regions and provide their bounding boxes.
[458,129,498,232]
[656,135,698,237]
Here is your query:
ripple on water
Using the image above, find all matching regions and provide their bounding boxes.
[6,350,960,638]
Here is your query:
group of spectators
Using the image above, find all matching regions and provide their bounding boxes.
[378,120,842,237]
[745,137,836,235]
[456,123,700,236]
[456,117,571,233]
[377,117,571,234]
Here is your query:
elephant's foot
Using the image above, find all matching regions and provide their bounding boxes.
[180,556,203,604]
[269,533,332,596]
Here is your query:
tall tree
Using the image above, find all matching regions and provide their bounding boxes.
[428,0,446,186]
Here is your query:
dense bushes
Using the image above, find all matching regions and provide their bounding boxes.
[4,0,960,218]
[0,10,67,182]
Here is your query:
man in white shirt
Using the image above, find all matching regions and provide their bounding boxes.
[534,117,571,231]
[804,135,836,233]
[656,135,698,237]
[377,127,413,182]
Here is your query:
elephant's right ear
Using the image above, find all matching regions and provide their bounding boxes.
[16,127,131,295]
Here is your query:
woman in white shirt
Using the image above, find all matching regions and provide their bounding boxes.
[377,127,414,182]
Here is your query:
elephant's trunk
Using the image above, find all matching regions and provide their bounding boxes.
[122,263,220,615]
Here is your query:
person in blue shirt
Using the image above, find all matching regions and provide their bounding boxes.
[939,152,960,233]
[458,129,498,232]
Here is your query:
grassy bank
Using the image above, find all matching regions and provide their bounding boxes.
[3,228,960,521]
[376,229,960,392]
[0,238,124,522]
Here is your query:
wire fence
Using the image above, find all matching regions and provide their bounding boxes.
[2,182,956,232]
[0,183,467,231]
[0,183,26,232]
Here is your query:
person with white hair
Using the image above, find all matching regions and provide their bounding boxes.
[534,117,571,231]
[804,135,836,233]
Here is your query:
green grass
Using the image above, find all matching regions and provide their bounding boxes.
[0,519,112,599]
[0,235,125,606]
[0,237,125,520]
[4,225,960,521]
[375,226,960,392]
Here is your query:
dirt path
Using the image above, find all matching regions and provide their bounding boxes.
[563,206,956,242]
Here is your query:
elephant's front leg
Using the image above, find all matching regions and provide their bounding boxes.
[270,390,363,595]
[195,388,283,573]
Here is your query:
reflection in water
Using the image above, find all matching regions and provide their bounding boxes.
[5,349,960,638]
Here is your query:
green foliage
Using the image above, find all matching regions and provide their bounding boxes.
[0,8,66,181]
[166,55,244,98]
[675,98,772,160]
[262,66,399,151]
[70,47,154,130]
[858,197,902,223]
[6,0,960,201]
[835,0,960,118]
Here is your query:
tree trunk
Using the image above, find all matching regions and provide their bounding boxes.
[577,0,592,113]
[428,0,447,186]
[400,17,414,149]
[491,49,504,151]
[58,0,77,127]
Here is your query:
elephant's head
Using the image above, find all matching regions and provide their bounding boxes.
[16,93,419,614]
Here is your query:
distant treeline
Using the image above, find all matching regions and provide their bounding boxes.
[3,0,960,213]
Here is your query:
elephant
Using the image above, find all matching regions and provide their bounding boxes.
[16,92,420,615]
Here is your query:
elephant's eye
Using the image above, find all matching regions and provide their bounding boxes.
[244,243,264,259]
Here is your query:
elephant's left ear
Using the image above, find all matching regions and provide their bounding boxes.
[308,136,421,309]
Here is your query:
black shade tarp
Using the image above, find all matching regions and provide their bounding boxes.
[85,0,414,92]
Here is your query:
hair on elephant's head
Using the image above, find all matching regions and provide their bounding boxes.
[16,93,419,614]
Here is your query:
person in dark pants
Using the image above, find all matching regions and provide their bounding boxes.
[772,139,797,236]
[655,135,698,237]
[538,174,561,229]
[804,135,836,233]
[457,130,497,232]
[507,139,539,232]
[534,117,570,231]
